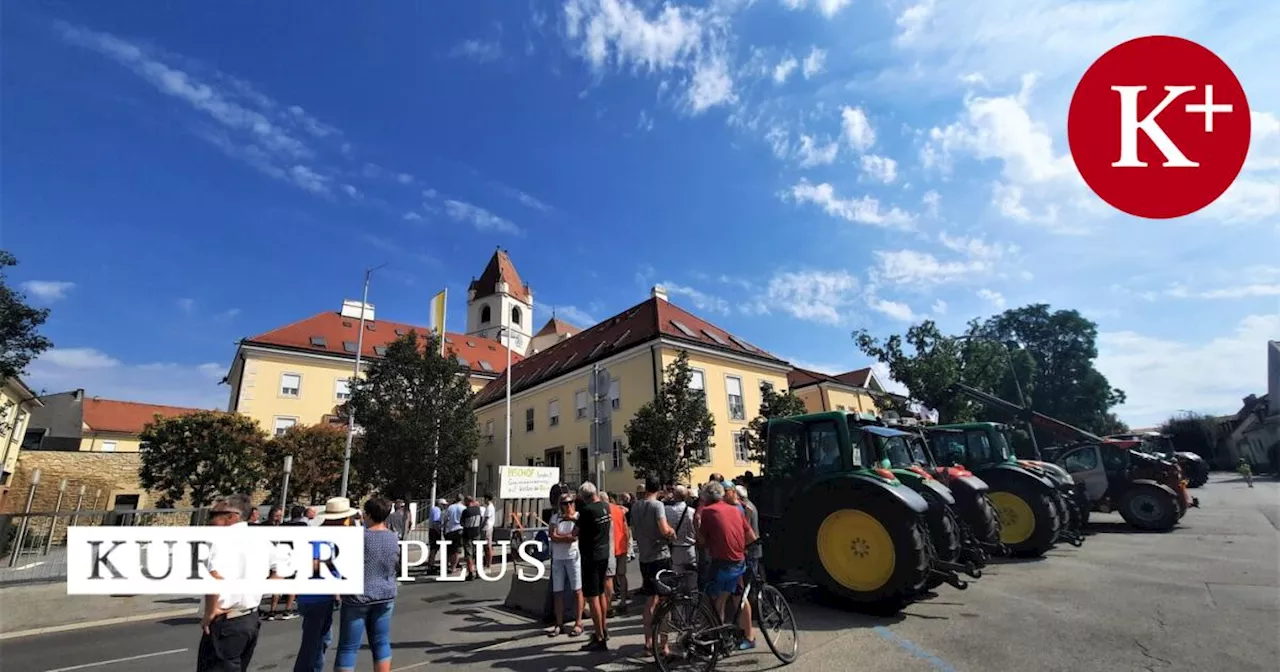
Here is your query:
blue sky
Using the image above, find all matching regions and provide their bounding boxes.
[3,0,1277,427]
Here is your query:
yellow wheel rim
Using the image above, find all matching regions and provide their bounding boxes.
[989,491,1035,545]
[816,509,895,593]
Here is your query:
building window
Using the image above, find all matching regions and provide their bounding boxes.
[335,378,351,401]
[527,457,535,466]
[273,417,297,437]
[280,373,301,398]
[575,390,588,419]
[549,399,560,427]
[734,431,750,465]
[689,369,706,407]
[836,405,846,411]
[609,379,621,410]
[481,305,492,324]
[611,439,625,471]
[726,375,745,421]
[101,440,117,453]
[485,420,494,445]
[511,306,523,326]
[525,407,535,432]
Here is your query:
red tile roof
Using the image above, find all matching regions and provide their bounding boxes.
[82,398,206,435]
[788,367,875,390]
[536,316,582,338]
[469,249,530,303]
[834,367,874,388]
[242,312,521,376]
[473,296,785,407]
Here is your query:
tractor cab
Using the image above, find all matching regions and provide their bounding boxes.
[1057,441,1198,525]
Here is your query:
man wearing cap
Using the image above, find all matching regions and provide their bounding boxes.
[198,494,277,672]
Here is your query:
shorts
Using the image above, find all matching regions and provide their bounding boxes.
[429,528,442,548]
[485,527,494,544]
[701,560,745,597]
[552,558,582,592]
[640,558,672,595]
[463,533,481,558]
[444,530,463,555]
[580,557,610,598]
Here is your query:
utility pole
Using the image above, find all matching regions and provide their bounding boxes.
[501,326,513,466]
[341,265,383,498]
[999,341,1041,459]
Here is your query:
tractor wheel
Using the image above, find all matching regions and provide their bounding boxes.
[965,493,1003,548]
[1188,464,1209,488]
[1073,488,1091,528]
[1118,484,1179,531]
[987,481,1060,558]
[806,490,929,612]
[919,492,962,591]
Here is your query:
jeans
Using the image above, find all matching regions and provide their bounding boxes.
[334,601,394,671]
[293,600,334,672]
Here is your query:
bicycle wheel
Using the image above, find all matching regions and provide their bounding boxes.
[755,584,799,664]
[653,596,721,672]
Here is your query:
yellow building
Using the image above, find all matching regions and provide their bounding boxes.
[1,375,43,509]
[471,284,794,495]
[786,367,888,415]
[224,250,525,434]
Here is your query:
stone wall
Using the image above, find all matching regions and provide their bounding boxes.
[3,451,159,515]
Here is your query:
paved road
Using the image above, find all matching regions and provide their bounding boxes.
[2,472,1276,671]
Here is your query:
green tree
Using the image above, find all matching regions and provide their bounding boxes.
[0,250,54,380]
[138,411,269,507]
[971,304,1125,436]
[347,330,479,500]
[623,351,716,485]
[263,423,362,504]
[1158,412,1217,461]
[746,382,808,464]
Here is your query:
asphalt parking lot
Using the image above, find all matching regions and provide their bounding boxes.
[2,472,1275,671]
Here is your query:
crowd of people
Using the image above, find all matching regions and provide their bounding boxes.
[191,473,760,671]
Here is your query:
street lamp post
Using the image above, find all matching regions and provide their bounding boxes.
[280,455,293,514]
[496,325,513,466]
[341,264,385,498]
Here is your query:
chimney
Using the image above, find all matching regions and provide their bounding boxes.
[652,285,668,302]
[340,300,375,322]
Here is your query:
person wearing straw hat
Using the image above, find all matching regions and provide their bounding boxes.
[292,497,357,672]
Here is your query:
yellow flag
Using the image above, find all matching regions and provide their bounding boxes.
[429,289,447,355]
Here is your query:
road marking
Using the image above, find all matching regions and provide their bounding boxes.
[391,663,432,671]
[0,608,198,641]
[42,648,188,671]
[14,561,46,570]
[873,626,956,672]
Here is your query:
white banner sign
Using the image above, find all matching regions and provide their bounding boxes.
[67,526,365,595]
[497,465,560,500]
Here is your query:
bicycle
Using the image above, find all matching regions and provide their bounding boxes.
[650,541,798,672]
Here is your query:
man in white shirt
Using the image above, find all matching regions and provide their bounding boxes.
[199,494,276,672]
[482,493,497,568]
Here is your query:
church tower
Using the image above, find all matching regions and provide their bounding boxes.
[466,248,534,356]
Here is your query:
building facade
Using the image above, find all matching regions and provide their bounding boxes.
[1,375,43,509]
[466,249,536,357]
[471,285,793,496]
[787,367,887,415]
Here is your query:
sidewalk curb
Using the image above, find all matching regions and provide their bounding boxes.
[0,608,199,641]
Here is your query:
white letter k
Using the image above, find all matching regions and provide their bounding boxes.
[1111,85,1199,168]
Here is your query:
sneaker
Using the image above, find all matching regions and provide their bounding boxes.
[582,638,608,652]
[280,610,299,620]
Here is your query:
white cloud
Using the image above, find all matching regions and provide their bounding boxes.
[802,47,826,79]
[663,282,732,315]
[937,232,1017,260]
[443,200,522,235]
[788,180,914,229]
[772,55,798,84]
[20,280,75,302]
[932,298,948,315]
[860,154,898,183]
[638,109,655,131]
[403,211,423,222]
[895,0,936,43]
[1244,111,1279,172]
[764,125,790,159]
[976,288,1006,308]
[1097,314,1280,427]
[538,303,598,327]
[341,184,362,199]
[781,0,854,19]
[922,190,941,218]
[26,347,226,411]
[396,173,414,185]
[451,39,503,63]
[761,269,861,325]
[796,135,839,167]
[58,22,337,196]
[841,106,876,152]
[869,249,988,288]
[562,0,737,115]
[867,296,918,322]
[493,184,553,213]
[177,298,195,313]
[1166,282,1280,300]
[870,361,910,396]
[1200,177,1280,224]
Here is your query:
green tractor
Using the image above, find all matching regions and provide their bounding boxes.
[750,412,972,613]
[927,422,1084,557]
[856,422,1005,569]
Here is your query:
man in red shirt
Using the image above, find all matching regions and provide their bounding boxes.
[696,481,757,650]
